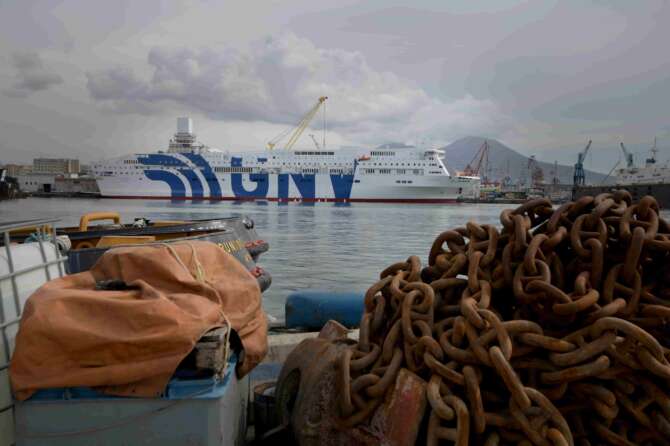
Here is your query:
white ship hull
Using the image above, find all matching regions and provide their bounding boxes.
[96,170,477,203]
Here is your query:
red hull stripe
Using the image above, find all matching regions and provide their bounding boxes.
[100,195,460,204]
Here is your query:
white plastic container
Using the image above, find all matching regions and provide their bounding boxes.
[1,237,65,446]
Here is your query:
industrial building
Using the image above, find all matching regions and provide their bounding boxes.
[16,172,56,193]
[33,158,80,174]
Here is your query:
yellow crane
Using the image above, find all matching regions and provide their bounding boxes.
[267,96,328,150]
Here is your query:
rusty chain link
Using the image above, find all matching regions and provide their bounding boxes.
[338,191,670,445]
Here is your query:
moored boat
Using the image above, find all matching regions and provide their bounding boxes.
[10,212,267,257]
[9,212,271,291]
[573,139,670,207]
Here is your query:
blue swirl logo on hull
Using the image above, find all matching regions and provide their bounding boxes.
[182,153,222,198]
[140,153,355,200]
[144,170,186,198]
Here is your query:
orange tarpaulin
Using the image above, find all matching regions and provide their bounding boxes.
[10,241,267,401]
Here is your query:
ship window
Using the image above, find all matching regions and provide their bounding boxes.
[214,166,253,173]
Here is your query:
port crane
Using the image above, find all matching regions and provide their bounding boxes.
[267,96,328,150]
[646,137,658,165]
[463,140,490,181]
[600,159,621,185]
[573,140,592,186]
[309,134,321,150]
[620,142,634,168]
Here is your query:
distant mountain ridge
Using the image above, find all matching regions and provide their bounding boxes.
[377,137,607,184]
[376,142,416,150]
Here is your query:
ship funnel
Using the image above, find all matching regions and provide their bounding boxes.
[177,117,193,135]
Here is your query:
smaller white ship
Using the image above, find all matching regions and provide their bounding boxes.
[573,138,670,208]
[615,139,670,185]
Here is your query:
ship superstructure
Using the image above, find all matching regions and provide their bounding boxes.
[92,118,479,203]
[573,138,670,207]
[615,139,670,185]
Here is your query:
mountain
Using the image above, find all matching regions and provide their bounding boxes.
[439,137,608,185]
[376,142,415,150]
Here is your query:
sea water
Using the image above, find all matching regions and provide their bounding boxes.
[0,198,578,318]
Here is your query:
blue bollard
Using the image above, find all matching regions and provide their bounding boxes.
[285,291,365,330]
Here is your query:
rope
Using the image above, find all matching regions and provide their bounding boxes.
[164,242,206,282]
[163,242,232,376]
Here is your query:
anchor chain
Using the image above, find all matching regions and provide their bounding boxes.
[338,191,670,445]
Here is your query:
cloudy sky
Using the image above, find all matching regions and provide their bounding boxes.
[1,0,668,171]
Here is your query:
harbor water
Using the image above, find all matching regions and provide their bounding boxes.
[0,197,627,318]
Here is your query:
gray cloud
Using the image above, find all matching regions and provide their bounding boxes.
[3,0,669,166]
[4,51,63,97]
[87,47,272,119]
[86,33,503,144]
[286,1,670,155]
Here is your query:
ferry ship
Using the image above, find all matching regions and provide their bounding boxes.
[92,117,480,203]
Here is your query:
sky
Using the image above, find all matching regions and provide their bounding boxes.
[0,0,668,172]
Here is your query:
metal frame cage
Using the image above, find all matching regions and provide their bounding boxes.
[1,218,67,444]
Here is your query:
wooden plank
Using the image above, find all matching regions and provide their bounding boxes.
[194,327,229,378]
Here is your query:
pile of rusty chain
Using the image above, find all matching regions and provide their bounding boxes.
[338,192,670,445]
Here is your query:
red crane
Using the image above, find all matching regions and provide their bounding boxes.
[463,140,490,181]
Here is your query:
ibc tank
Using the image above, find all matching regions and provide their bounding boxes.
[1,241,64,446]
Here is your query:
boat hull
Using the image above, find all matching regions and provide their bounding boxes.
[98,195,460,203]
[573,184,670,208]
[64,229,272,292]
[10,217,269,262]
